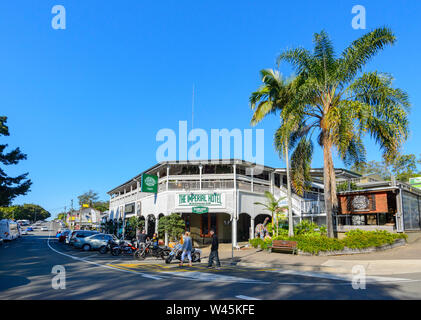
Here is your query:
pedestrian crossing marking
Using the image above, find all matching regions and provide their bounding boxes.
[108,262,249,273]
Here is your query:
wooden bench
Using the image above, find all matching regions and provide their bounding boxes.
[268,240,298,254]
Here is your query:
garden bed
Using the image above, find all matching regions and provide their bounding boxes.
[297,238,406,256]
[249,228,408,256]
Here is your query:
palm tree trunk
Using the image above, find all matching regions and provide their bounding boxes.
[328,150,338,232]
[322,134,335,238]
[285,139,294,237]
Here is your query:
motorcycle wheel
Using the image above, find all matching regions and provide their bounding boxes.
[192,252,200,263]
[99,246,107,254]
[134,250,145,260]
[111,248,121,256]
[160,249,170,260]
[165,255,173,264]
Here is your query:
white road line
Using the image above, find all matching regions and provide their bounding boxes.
[236,295,261,300]
[161,271,268,284]
[269,269,414,283]
[83,254,99,259]
[106,259,121,264]
[46,233,163,280]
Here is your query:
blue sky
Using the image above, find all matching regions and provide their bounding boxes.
[1,1,420,217]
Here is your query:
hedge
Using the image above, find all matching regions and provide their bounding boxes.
[249,229,407,254]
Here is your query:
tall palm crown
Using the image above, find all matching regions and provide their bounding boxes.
[250,70,313,195]
[253,27,410,237]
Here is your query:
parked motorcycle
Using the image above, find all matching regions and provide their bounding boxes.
[99,238,119,254]
[103,239,137,256]
[165,243,201,264]
[134,240,170,260]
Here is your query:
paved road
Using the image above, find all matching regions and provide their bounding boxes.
[1,221,421,300]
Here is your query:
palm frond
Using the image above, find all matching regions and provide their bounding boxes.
[337,27,396,84]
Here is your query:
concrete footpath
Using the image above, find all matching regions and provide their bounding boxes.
[200,232,421,276]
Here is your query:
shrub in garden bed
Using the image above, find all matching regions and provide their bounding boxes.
[342,229,407,249]
[249,229,407,255]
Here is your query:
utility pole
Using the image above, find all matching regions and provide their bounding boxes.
[192,84,195,131]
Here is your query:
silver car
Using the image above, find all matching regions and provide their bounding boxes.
[75,233,117,252]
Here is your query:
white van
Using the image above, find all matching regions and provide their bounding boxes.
[0,219,20,240]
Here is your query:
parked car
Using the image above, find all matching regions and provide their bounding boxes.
[26,227,33,232]
[41,226,48,231]
[58,230,70,243]
[21,229,28,235]
[74,233,118,251]
[69,230,99,247]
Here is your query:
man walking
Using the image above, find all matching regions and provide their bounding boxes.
[207,229,220,269]
[137,229,148,249]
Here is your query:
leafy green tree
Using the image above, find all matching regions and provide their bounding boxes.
[77,190,99,208]
[0,117,32,206]
[124,216,145,239]
[0,204,50,222]
[272,27,409,237]
[254,191,287,237]
[351,154,421,182]
[57,212,67,221]
[336,181,361,192]
[158,213,185,241]
[350,160,390,179]
[92,201,109,212]
[392,154,420,182]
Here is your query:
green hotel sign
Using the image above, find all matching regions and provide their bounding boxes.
[192,206,209,214]
[141,174,158,193]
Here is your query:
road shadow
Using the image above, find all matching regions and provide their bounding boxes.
[0,275,30,291]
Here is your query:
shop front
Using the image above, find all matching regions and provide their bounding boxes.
[337,185,421,232]
[174,191,233,245]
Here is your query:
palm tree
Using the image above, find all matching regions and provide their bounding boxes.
[254,191,287,237]
[250,69,309,237]
[275,27,410,237]
[274,112,313,237]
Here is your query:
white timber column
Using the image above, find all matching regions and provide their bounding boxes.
[232,163,238,248]
[144,215,148,233]
[166,166,170,191]
[270,172,274,194]
[250,217,255,240]
[251,168,254,192]
[199,164,203,190]
[155,216,159,234]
